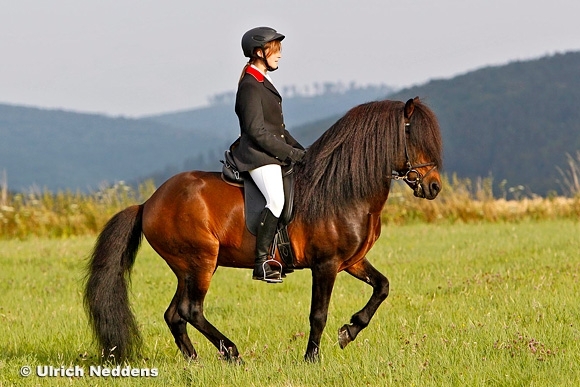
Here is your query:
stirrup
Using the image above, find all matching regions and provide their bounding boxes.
[253,260,283,283]
[265,259,282,277]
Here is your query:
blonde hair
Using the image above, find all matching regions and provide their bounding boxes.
[239,40,282,82]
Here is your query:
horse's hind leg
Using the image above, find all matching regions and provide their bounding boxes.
[177,271,241,361]
[339,258,389,349]
[164,281,197,359]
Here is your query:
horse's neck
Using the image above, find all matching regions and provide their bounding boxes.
[343,187,391,218]
[366,187,391,215]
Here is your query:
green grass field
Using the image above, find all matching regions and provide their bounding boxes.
[1,219,579,386]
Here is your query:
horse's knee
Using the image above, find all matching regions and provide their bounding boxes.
[350,276,389,329]
[376,276,390,301]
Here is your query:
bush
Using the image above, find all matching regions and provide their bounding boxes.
[382,175,580,225]
[0,180,156,239]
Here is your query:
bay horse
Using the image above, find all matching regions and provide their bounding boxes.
[84,97,443,362]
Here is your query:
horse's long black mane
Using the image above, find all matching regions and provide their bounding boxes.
[294,98,442,224]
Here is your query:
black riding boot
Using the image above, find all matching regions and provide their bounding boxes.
[253,208,282,283]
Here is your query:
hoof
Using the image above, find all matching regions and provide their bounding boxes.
[219,352,243,365]
[304,347,320,362]
[227,356,244,365]
[180,347,198,361]
[218,345,242,364]
[182,353,198,362]
[338,325,353,349]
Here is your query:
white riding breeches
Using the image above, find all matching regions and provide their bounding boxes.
[249,164,285,218]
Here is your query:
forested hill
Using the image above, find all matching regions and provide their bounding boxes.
[293,51,580,196]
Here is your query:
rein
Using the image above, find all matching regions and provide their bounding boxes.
[390,123,437,187]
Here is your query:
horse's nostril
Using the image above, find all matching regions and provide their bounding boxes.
[431,181,441,195]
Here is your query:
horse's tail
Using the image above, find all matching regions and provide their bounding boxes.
[84,204,143,361]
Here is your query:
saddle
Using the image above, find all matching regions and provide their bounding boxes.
[221,150,297,271]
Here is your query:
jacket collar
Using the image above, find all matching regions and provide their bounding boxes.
[246,65,265,82]
[245,65,280,98]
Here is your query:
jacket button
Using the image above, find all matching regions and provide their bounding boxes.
[281,134,285,138]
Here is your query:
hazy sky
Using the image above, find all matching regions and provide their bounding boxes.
[2,0,579,117]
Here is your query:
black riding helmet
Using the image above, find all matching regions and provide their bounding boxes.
[241,27,285,71]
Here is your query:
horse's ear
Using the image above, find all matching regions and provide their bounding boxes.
[404,98,415,119]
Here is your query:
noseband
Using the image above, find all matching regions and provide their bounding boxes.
[390,123,437,194]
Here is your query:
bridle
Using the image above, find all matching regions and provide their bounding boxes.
[390,122,438,197]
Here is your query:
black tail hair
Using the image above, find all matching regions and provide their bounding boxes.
[84,205,143,361]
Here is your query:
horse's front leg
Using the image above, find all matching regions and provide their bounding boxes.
[338,258,389,349]
[304,261,339,362]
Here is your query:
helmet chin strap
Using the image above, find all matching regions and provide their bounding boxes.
[259,48,278,72]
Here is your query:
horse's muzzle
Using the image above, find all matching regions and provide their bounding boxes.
[414,179,441,200]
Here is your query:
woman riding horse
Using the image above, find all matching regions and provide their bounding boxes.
[232,26,305,283]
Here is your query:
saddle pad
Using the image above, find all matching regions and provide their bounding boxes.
[243,171,294,235]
